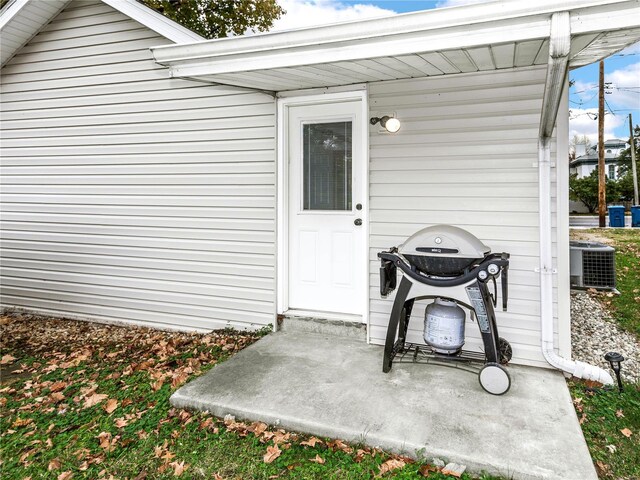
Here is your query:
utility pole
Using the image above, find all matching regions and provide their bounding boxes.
[598,60,606,227]
[629,113,639,206]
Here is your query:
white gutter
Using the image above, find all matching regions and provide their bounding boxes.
[538,12,613,384]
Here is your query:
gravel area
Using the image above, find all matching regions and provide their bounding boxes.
[571,291,640,384]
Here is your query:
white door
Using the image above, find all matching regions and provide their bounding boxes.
[287,100,364,317]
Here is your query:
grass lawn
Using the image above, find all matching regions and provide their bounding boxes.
[569,380,640,479]
[0,313,497,480]
[569,228,640,479]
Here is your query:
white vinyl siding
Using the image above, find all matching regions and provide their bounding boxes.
[0,0,277,332]
[368,66,558,367]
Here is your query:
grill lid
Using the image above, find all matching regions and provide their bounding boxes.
[399,225,490,259]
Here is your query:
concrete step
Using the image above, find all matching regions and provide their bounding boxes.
[278,315,367,342]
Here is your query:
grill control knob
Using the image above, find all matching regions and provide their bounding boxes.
[354,218,363,226]
[478,270,488,281]
[488,264,499,275]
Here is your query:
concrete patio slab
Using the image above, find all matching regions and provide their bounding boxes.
[171,331,597,480]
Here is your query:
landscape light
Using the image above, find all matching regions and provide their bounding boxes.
[604,351,625,392]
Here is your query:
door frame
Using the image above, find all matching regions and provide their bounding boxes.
[276,89,369,333]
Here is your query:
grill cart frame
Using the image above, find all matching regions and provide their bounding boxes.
[378,246,512,395]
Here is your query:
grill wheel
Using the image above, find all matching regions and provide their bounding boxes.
[499,337,512,365]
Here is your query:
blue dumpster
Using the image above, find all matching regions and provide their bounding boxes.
[608,205,626,227]
[632,205,640,228]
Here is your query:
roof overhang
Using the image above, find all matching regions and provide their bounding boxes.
[0,0,204,67]
[151,0,640,93]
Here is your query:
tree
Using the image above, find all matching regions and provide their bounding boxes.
[569,134,591,161]
[616,124,639,176]
[616,171,636,202]
[140,0,285,39]
[569,169,620,213]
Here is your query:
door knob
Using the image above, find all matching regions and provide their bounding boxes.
[354,218,362,226]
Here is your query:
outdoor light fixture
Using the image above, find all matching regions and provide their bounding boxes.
[604,351,625,392]
[370,115,401,133]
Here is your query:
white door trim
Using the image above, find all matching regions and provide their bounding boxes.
[276,90,369,338]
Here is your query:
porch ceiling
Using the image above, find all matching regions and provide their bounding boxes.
[151,0,640,92]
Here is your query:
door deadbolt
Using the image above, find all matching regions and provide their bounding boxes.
[356,203,362,210]
[354,218,363,226]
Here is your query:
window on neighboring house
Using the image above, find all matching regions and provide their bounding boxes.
[606,149,612,153]
[608,164,616,179]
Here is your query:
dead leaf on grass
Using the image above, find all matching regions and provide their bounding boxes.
[114,418,128,428]
[596,460,609,474]
[12,418,33,428]
[248,421,267,436]
[310,454,325,464]
[616,409,625,418]
[327,439,352,453]
[50,392,65,403]
[169,461,187,476]
[48,458,61,471]
[104,399,118,414]
[263,444,281,464]
[0,354,16,365]
[621,428,633,438]
[151,379,164,391]
[418,464,440,476]
[83,393,108,409]
[300,436,322,447]
[378,458,405,475]
[57,472,73,480]
[49,381,67,393]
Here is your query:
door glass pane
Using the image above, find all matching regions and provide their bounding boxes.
[303,121,352,211]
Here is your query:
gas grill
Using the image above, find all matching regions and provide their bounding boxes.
[378,225,512,395]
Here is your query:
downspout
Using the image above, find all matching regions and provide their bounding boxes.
[538,12,613,384]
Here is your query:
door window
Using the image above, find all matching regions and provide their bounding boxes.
[302,121,352,211]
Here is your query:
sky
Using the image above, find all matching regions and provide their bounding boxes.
[269,0,640,144]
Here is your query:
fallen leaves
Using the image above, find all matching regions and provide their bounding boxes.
[378,458,405,475]
[441,462,467,478]
[83,393,108,409]
[309,454,325,464]
[620,428,633,438]
[169,460,187,476]
[96,432,119,452]
[57,472,73,480]
[300,437,322,447]
[1,354,16,364]
[104,399,118,414]
[263,444,282,464]
[12,417,33,428]
[48,458,62,471]
[418,464,440,476]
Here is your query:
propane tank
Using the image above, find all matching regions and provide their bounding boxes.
[424,298,466,354]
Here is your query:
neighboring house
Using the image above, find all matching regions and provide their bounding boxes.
[1,0,639,382]
[569,139,629,212]
[570,139,629,180]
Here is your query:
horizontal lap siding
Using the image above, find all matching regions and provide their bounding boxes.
[368,67,557,367]
[0,0,277,332]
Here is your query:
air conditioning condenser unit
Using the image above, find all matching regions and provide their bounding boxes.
[569,241,616,290]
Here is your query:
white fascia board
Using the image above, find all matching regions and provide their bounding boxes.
[570,0,640,34]
[160,17,551,77]
[0,0,29,30]
[153,0,627,62]
[102,0,204,43]
[152,0,638,77]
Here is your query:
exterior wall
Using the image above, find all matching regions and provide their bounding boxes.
[0,0,277,331]
[367,66,559,367]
